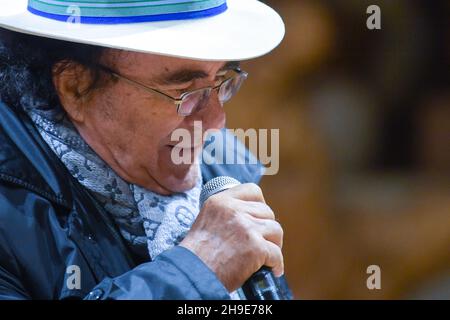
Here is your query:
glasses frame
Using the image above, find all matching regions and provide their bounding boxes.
[98,64,248,116]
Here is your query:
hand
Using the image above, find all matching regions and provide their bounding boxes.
[180,183,284,292]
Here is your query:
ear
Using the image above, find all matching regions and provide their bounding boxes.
[52,62,94,123]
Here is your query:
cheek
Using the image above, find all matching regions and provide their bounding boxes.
[135,116,180,149]
[109,87,180,142]
[127,102,184,157]
[92,84,185,172]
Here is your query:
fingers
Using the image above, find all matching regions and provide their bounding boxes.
[229,189,283,249]
[263,240,284,277]
[240,201,282,248]
[225,183,266,203]
[242,201,275,220]
[202,182,285,282]
[250,217,283,249]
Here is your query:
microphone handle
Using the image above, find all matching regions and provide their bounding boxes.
[200,176,289,300]
[241,267,285,300]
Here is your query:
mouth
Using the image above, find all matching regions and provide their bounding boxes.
[167,142,203,150]
[166,145,203,158]
[166,144,202,166]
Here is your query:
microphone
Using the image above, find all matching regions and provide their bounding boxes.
[200,176,286,300]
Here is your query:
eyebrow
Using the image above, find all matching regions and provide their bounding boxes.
[155,61,241,86]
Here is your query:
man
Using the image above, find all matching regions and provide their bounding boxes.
[0,0,287,299]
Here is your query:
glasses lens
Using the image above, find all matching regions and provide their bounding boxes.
[218,73,246,104]
[178,89,211,116]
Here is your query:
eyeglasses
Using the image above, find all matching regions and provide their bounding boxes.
[98,65,248,116]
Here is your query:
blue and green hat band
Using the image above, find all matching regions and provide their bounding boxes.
[28,0,228,24]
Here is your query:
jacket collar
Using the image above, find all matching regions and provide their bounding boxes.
[0,102,73,209]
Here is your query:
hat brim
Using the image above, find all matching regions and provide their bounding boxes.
[0,0,285,61]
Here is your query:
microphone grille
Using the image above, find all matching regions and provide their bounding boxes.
[200,176,241,208]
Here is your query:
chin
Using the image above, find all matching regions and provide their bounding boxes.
[159,162,201,194]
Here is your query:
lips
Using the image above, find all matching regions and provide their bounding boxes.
[167,142,203,149]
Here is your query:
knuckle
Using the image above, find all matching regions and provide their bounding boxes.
[276,246,284,260]
[203,193,236,216]
[250,235,266,255]
[267,206,276,219]
[257,203,275,219]
[270,242,283,261]
[266,249,278,267]
[232,215,256,241]
[245,183,263,198]
[204,193,223,208]
[266,220,283,237]
[273,220,284,236]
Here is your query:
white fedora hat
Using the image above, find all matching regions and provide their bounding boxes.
[0,0,285,61]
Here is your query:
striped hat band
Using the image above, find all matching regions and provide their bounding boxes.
[27,0,228,24]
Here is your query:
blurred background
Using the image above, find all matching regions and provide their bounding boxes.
[227,0,450,299]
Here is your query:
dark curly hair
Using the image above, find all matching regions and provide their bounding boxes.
[0,28,110,115]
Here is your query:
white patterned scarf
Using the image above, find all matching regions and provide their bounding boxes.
[27,110,202,261]
[27,110,245,300]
